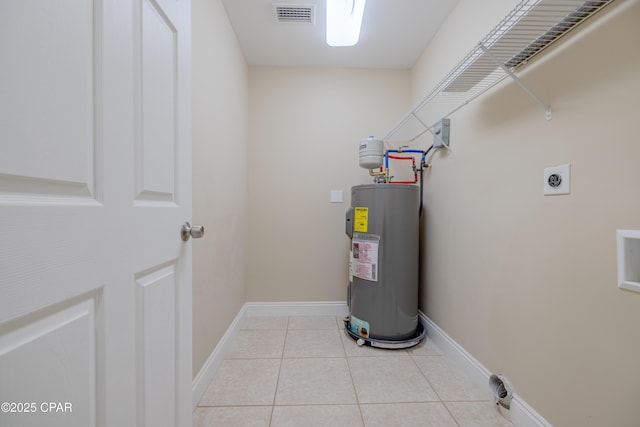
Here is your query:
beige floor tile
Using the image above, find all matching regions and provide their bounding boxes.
[283,329,345,358]
[271,405,363,427]
[348,356,439,403]
[224,329,286,359]
[275,358,357,405]
[340,330,409,357]
[288,315,339,330]
[192,406,271,427]
[445,401,514,426]
[413,356,490,401]
[199,359,280,406]
[406,338,443,356]
[242,316,289,330]
[360,402,458,427]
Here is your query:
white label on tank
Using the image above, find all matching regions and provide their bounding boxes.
[352,235,379,282]
[349,250,353,282]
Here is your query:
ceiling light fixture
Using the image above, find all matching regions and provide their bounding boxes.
[326,0,366,47]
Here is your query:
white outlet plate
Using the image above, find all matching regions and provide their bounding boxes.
[543,164,570,195]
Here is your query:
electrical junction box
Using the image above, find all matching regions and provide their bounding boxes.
[432,118,450,148]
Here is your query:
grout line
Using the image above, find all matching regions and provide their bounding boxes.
[410,354,462,427]
[281,317,290,359]
[268,318,289,427]
[195,404,273,408]
[342,338,365,426]
[442,401,465,427]
[194,401,498,411]
[409,354,446,401]
[271,403,363,407]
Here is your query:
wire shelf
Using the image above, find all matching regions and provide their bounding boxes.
[385,0,614,144]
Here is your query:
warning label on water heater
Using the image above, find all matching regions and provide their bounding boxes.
[352,233,379,282]
[353,207,368,233]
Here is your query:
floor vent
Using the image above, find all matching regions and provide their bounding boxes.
[274,4,315,24]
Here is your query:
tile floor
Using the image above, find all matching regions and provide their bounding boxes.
[194,315,513,427]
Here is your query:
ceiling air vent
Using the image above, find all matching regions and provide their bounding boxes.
[274,4,315,24]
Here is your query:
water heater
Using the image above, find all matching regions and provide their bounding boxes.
[345,183,424,348]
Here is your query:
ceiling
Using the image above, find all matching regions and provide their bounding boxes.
[221,0,461,69]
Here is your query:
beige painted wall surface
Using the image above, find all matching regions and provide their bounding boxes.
[192,0,249,377]
[412,0,640,425]
[247,67,410,301]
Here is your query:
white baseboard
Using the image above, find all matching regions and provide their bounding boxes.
[245,301,349,317]
[191,304,248,410]
[419,312,552,427]
[510,397,553,427]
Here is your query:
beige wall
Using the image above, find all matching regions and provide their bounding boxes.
[191,0,249,377]
[246,67,410,301]
[413,0,640,425]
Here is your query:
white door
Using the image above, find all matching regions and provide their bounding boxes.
[0,1,192,426]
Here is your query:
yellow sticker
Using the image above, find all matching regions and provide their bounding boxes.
[354,207,368,233]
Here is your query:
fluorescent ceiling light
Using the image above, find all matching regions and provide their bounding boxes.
[326,0,366,47]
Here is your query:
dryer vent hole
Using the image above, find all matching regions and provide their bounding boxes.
[495,382,508,399]
[489,374,513,420]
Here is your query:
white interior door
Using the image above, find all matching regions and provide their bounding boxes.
[0,1,192,426]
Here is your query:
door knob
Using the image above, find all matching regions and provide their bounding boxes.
[181,222,205,241]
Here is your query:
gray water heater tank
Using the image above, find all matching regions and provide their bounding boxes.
[345,184,419,341]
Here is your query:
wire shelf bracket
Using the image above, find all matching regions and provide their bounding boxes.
[478,44,552,121]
